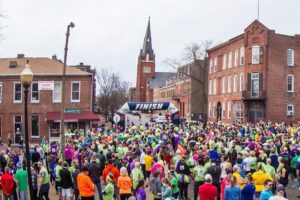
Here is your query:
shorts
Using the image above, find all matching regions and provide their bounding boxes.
[62,188,73,197]
[254,192,261,198]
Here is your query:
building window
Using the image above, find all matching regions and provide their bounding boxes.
[287,74,294,92]
[234,102,243,121]
[213,102,216,118]
[233,74,238,92]
[222,77,226,94]
[251,73,259,97]
[234,49,239,67]
[31,116,39,137]
[223,53,227,70]
[0,83,2,103]
[240,73,244,91]
[287,104,294,116]
[143,66,151,73]
[227,102,231,119]
[228,52,232,68]
[252,45,260,64]
[31,82,39,103]
[14,82,22,103]
[209,80,212,95]
[287,49,294,66]
[222,102,226,119]
[71,82,80,102]
[213,79,217,95]
[53,82,62,103]
[209,59,213,73]
[214,57,217,72]
[208,103,211,118]
[240,47,245,65]
[228,76,232,93]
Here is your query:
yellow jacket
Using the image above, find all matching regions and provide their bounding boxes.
[252,170,272,192]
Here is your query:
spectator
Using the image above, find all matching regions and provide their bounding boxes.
[37,161,50,200]
[198,174,218,200]
[77,166,95,200]
[59,161,73,200]
[260,180,273,200]
[2,167,14,200]
[15,162,28,200]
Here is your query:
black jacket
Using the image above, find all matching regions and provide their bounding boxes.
[89,161,101,184]
[59,168,73,189]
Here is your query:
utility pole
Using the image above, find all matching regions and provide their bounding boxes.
[60,22,75,158]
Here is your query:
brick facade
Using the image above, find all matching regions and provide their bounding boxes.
[0,57,96,143]
[208,20,300,123]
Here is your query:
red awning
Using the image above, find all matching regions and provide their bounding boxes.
[46,111,100,122]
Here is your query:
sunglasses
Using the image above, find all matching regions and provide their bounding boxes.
[267,184,273,187]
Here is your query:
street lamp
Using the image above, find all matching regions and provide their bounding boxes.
[60,22,75,158]
[20,60,34,200]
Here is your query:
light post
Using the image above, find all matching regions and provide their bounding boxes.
[20,60,34,200]
[60,22,75,158]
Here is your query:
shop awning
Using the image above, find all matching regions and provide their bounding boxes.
[46,111,100,122]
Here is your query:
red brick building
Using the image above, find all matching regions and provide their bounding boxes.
[0,55,98,143]
[135,18,156,102]
[133,18,175,103]
[153,61,207,120]
[208,20,300,123]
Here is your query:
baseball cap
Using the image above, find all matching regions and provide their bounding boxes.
[205,174,212,182]
[276,184,285,193]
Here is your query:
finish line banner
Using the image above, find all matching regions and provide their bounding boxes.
[118,102,179,114]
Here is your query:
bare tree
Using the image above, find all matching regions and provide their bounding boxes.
[96,68,130,121]
[164,40,213,120]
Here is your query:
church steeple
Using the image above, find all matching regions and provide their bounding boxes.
[140,17,154,60]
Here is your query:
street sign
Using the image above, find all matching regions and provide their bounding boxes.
[64,109,82,114]
[38,81,54,90]
[113,114,121,123]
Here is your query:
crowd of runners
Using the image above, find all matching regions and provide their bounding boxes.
[0,120,299,200]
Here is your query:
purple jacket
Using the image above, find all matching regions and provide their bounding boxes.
[136,188,146,200]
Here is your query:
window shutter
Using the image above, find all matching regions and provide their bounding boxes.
[247,74,251,91]
[259,73,263,91]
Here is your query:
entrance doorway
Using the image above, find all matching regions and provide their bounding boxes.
[216,102,222,121]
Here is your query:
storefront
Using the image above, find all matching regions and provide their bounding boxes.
[46,110,99,141]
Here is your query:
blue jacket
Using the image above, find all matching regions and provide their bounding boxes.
[241,183,255,200]
[224,185,241,200]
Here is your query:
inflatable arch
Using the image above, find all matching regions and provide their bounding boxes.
[117,102,180,130]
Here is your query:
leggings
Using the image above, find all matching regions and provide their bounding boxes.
[120,193,132,200]
[179,182,189,199]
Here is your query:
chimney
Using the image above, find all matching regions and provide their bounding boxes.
[9,61,17,68]
[52,54,57,60]
[17,54,24,58]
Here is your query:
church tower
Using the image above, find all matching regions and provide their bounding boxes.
[135,17,155,102]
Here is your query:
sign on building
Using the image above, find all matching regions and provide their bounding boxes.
[38,81,54,90]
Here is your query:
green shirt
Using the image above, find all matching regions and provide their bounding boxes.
[291,155,300,169]
[263,164,275,178]
[193,166,206,182]
[131,168,144,189]
[55,165,62,181]
[103,183,114,200]
[39,167,49,185]
[171,175,179,194]
[15,169,28,191]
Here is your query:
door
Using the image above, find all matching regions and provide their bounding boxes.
[217,102,222,121]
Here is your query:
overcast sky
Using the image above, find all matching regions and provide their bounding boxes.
[0,0,300,85]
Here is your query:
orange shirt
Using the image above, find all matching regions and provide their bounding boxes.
[102,164,120,182]
[77,172,95,197]
[117,176,132,194]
